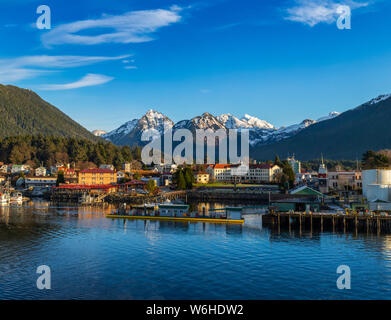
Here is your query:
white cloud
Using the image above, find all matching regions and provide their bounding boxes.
[0,54,129,82]
[124,66,137,69]
[285,0,368,27]
[42,8,182,47]
[40,74,114,90]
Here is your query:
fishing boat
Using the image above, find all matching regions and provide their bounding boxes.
[107,204,244,224]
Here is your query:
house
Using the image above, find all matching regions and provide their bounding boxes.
[61,168,78,184]
[122,162,131,172]
[160,173,173,186]
[155,163,178,173]
[141,177,160,187]
[78,168,116,185]
[25,177,57,188]
[35,167,47,177]
[195,172,210,184]
[100,164,115,171]
[328,170,362,191]
[117,171,126,183]
[0,164,9,174]
[11,164,30,174]
[50,164,66,174]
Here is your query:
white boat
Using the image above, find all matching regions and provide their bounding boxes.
[0,193,10,204]
[10,192,23,202]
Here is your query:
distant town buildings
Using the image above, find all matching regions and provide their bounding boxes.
[328,169,362,191]
[287,156,301,175]
[35,167,47,177]
[78,168,116,185]
[25,177,57,188]
[195,172,210,184]
[100,164,115,171]
[206,163,281,183]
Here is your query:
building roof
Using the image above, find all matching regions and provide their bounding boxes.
[249,163,279,169]
[122,180,146,185]
[53,184,116,190]
[208,164,240,169]
[79,168,115,174]
[289,185,324,197]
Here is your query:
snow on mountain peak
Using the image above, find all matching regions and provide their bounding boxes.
[217,113,275,129]
[241,114,275,129]
[369,94,391,105]
[92,130,107,137]
[316,111,341,122]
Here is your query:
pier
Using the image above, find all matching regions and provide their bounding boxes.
[262,212,391,234]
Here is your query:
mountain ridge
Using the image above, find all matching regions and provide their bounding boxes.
[0,84,98,141]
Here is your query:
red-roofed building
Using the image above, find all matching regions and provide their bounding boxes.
[78,168,116,185]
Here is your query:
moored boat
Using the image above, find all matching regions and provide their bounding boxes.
[0,192,10,204]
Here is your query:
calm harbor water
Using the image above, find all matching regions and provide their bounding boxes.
[1,200,391,300]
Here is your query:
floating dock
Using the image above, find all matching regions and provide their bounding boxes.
[106,214,244,224]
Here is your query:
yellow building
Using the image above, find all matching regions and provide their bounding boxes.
[78,168,116,185]
[195,172,210,184]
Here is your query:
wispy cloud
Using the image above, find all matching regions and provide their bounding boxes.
[42,7,183,47]
[40,74,114,90]
[0,54,129,82]
[285,0,369,27]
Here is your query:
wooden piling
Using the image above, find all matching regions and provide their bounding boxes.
[321,216,323,233]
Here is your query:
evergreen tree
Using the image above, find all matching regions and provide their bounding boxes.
[56,171,65,186]
[177,170,187,190]
[146,180,156,194]
[184,167,195,189]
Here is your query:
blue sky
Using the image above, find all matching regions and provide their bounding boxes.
[1,0,391,131]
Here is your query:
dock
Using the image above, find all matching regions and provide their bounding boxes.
[106,214,244,224]
[262,212,391,234]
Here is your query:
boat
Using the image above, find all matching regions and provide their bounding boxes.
[0,192,10,204]
[106,204,245,224]
[10,192,23,203]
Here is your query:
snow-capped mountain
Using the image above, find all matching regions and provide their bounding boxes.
[92,130,107,137]
[217,114,274,129]
[174,112,226,131]
[103,109,341,147]
[104,109,174,146]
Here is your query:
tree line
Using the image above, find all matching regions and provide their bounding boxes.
[0,135,142,169]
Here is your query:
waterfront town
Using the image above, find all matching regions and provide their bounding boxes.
[1,152,390,224]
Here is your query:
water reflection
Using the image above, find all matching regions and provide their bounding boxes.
[1,200,391,299]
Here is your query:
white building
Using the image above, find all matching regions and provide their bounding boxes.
[241,164,281,183]
[206,163,281,183]
[35,167,47,177]
[363,169,391,210]
[287,156,301,175]
[117,171,126,182]
[25,177,57,188]
[100,164,115,171]
[11,164,30,174]
[155,163,178,173]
